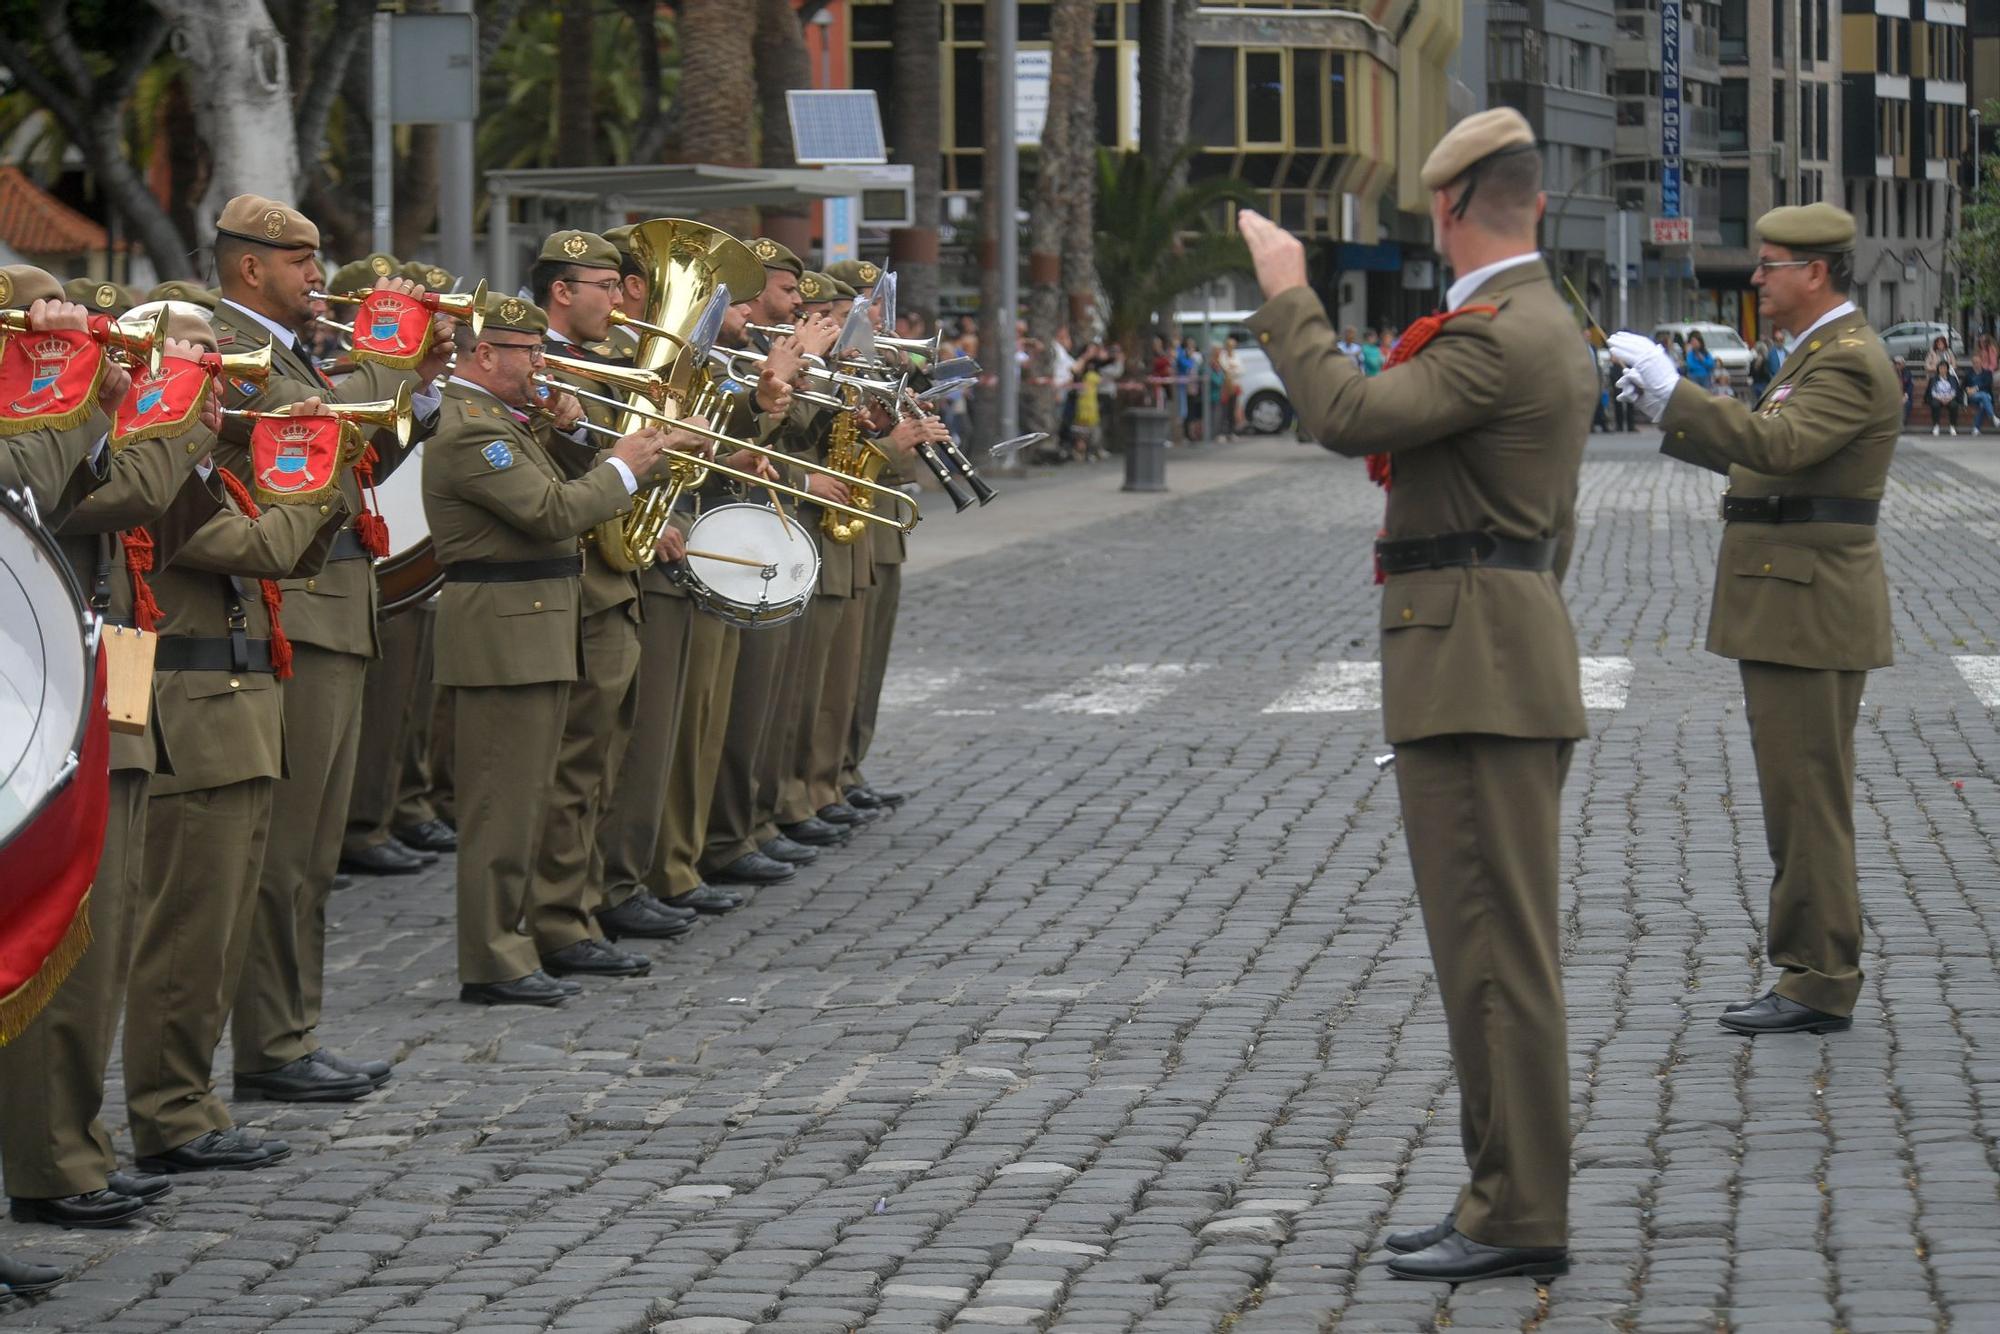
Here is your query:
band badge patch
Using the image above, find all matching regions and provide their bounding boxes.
[349,289,432,370]
[0,327,105,436]
[499,298,529,326]
[370,254,394,276]
[251,413,344,504]
[857,261,880,284]
[112,354,209,447]
[92,283,118,310]
[752,238,779,262]
[561,234,589,259]
[425,266,449,288]
[482,440,514,470]
[262,208,287,240]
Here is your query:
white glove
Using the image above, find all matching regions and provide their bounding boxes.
[1607,330,1681,421]
[1616,367,1646,405]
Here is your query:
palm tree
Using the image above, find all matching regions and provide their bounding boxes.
[1094,146,1254,379]
[678,0,758,237]
[1025,0,1095,437]
[890,0,943,318]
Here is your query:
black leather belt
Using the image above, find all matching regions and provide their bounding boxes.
[1719,494,1880,525]
[154,636,276,674]
[1375,531,1559,575]
[443,555,584,584]
[329,528,369,561]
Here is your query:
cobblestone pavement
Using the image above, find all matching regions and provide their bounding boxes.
[6,432,2000,1333]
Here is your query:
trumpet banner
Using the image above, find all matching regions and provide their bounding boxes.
[349,291,433,370]
[112,354,210,447]
[0,641,109,1043]
[0,327,105,436]
[251,413,345,506]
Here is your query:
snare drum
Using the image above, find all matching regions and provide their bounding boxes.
[372,441,443,615]
[681,503,820,629]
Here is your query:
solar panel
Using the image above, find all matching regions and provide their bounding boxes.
[787,89,889,166]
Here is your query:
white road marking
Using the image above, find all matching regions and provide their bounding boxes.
[1263,662,1382,713]
[1026,663,1210,716]
[1954,656,2000,708]
[1580,656,1635,710]
[880,667,964,708]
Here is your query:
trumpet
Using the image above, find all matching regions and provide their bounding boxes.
[704,343,904,406]
[311,279,488,336]
[749,321,944,363]
[0,303,169,375]
[199,342,274,385]
[222,381,415,453]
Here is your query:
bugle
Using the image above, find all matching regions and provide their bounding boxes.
[0,303,169,375]
[222,381,415,453]
[311,279,488,336]
[199,342,275,385]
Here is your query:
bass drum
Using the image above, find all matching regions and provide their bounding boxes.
[0,487,95,849]
[681,503,820,630]
[372,440,442,615]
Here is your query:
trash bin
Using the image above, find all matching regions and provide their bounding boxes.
[1122,406,1170,493]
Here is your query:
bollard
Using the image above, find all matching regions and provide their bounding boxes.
[1122,406,1171,493]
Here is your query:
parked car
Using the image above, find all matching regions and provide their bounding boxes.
[1654,322,1755,398]
[1878,321,1964,364]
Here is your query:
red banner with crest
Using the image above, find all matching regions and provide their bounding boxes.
[349,290,433,370]
[250,413,345,506]
[0,327,106,437]
[111,354,210,447]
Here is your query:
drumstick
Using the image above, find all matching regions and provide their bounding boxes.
[685,548,777,570]
[1560,274,1608,344]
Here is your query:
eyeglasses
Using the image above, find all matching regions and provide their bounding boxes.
[1751,259,1815,276]
[559,276,622,294]
[485,341,545,360]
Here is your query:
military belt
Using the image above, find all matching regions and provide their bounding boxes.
[153,636,276,674]
[1719,494,1880,525]
[328,528,370,561]
[1375,531,1559,575]
[443,555,585,584]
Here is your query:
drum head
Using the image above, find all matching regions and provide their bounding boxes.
[685,504,819,616]
[0,493,92,848]
[372,442,443,615]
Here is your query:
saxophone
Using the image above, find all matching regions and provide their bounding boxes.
[819,390,887,545]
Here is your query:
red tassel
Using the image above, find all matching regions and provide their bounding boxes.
[213,468,294,680]
[120,528,163,631]
[1365,304,1500,495]
[351,445,390,558]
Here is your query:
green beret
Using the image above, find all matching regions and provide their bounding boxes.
[538,229,620,270]
[602,224,636,257]
[145,280,217,311]
[64,277,134,315]
[748,236,803,276]
[798,271,834,304]
[1755,202,1856,253]
[403,260,456,290]
[326,257,394,297]
[479,292,548,337]
[0,265,62,310]
[823,259,881,290]
[825,276,857,300]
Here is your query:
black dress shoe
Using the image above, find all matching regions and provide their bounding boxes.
[760,835,819,865]
[780,818,848,847]
[234,1055,374,1103]
[1386,1230,1569,1283]
[597,893,695,941]
[385,835,439,865]
[667,884,742,915]
[392,818,458,853]
[1723,990,1773,1013]
[0,1253,64,1298]
[859,783,906,808]
[106,1170,171,1202]
[843,785,883,810]
[711,851,796,885]
[1718,992,1852,1035]
[135,1128,291,1175]
[541,938,651,978]
[1385,1212,1458,1255]
[338,840,425,876]
[816,802,877,827]
[313,1048,393,1087]
[460,970,571,1006]
[9,1189,147,1229]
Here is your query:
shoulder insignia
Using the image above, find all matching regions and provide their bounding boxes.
[1837,337,1865,347]
[233,378,261,398]
[465,402,483,417]
[482,440,514,470]
[215,332,236,347]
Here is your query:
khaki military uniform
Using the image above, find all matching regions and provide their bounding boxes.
[125,473,347,1156]
[843,510,906,793]
[423,380,634,983]
[209,301,424,1075]
[1657,306,1898,1018]
[1,414,110,519]
[0,428,207,1196]
[1249,257,1594,1249]
[340,602,434,858]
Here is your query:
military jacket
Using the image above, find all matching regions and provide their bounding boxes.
[1659,307,1898,671]
[542,334,645,621]
[147,473,348,794]
[210,300,423,659]
[1,411,110,522]
[422,379,634,688]
[1247,261,1595,744]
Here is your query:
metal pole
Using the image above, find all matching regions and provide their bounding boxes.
[372,13,394,255]
[1788,0,1803,201]
[1617,209,1630,330]
[439,0,477,283]
[993,0,1020,449]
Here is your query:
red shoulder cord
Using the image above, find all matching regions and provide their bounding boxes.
[213,468,295,680]
[350,445,390,558]
[120,529,163,631]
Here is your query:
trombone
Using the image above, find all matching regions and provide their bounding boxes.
[747,321,944,362]
[221,381,415,453]
[311,279,488,336]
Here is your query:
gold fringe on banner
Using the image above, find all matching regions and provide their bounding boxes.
[0,893,92,1045]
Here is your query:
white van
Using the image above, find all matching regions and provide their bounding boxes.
[1171,309,1294,435]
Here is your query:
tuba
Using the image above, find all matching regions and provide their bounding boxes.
[587,219,765,572]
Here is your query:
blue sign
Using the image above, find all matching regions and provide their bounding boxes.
[1661,0,1682,219]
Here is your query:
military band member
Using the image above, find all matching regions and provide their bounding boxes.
[1242,107,1590,1284]
[64,277,135,319]
[1608,202,1897,1037]
[422,294,689,1007]
[209,196,443,1105]
[0,273,129,516]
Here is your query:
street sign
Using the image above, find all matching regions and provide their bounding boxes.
[1660,0,1682,219]
[1651,217,1693,246]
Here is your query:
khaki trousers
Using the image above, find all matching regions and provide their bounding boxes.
[775,598,843,826]
[125,777,274,1157]
[807,593,868,811]
[596,592,697,910]
[455,682,569,984]
[1396,733,1573,1250]
[232,644,366,1073]
[703,618,789,873]
[1740,660,1867,1017]
[403,669,455,829]
[0,773,147,1197]
[341,607,429,857]
[658,617,739,896]
[842,561,901,789]
[528,608,640,952]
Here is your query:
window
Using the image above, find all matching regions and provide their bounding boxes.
[1293,49,1323,150]
[1720,0,1747,62]
[1327,54,1346,146]
[1816,84,1828,161]
[1720,80,1748,152]
[1773,1,1783,59]
[1772,79,1784,142]
[1095,47,1117,148]
[952,47,982,151]
[1244,50,1284,143]
[1490,35,1523,83]
[1190,48,1236,147]
[1815,0,1828,64]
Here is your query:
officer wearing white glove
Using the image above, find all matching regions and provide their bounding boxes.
[1606,330,1681,421]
